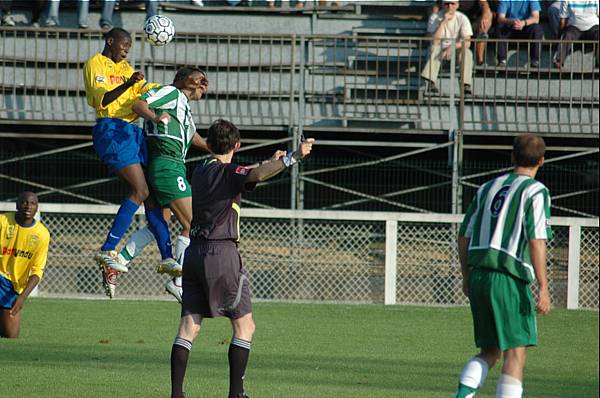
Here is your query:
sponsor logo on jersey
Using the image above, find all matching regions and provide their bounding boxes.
[95,75,106,83]
[1,247,34,259]
[235,166,250,175]
[5,225,15,239]
[109,75,127,85]
[28,235,40,250]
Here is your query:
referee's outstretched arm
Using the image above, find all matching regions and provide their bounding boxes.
[246,138,315,183]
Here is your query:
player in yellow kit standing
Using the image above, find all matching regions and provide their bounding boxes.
[0,192,50,338]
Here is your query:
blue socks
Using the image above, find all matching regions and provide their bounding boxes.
[145,207,172,259]
[101,198,139,251]
[101,199,172,260]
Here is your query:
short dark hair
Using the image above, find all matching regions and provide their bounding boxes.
[104,27,131,43]
[16,191,38,204]
[173,66,206,83]
[513,133,545,167]
[207,119,240,155]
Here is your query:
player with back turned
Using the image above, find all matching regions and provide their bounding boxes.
[453,133,552,398]
[169,120,315,398]
[83,27,180,298]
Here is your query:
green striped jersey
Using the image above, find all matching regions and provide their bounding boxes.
[459,173,552,283]
[141,85,196,163]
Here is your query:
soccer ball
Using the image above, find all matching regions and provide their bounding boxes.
[144,15,175,46]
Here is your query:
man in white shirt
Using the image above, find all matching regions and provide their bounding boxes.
[421,0,474,95]
[554,0,599,68]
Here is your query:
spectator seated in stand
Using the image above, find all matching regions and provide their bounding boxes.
[100,0,158,32]
[421,0,474,96]
[544,1,562,38]
[494,0,543,68]
[553,0,599,69]
[432,0,497,65]
[0,1,52,28]
[264,0,305,9]
[44,0,85,28]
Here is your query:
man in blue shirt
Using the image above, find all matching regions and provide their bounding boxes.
[494,0,544,67]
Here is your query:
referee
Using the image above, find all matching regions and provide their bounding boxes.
[169,119,314,398]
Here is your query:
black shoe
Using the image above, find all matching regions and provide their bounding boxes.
[530,60,539,68]
[463,84,472,95]
[497,59,507,67]
[425,81,439,95]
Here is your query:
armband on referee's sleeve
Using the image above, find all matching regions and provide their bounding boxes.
[282,152,298,167]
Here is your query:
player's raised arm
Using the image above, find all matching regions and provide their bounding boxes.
[101,71,145,107]
[246,138,315,183]
[132,99,171,125]
[191,132,210,153]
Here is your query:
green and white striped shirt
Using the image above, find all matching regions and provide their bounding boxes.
[459,173,552,283]
[141,85,196,163]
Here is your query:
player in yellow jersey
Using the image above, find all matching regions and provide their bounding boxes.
[0,192,50,338]
[83,28,179,298]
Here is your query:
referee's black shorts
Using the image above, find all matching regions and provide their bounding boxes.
[181,239,252,320]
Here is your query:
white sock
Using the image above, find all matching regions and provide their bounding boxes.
[174,235,190,265]
[459,356,490,389]
[118,227,155,264]
[496,374,523,398]
[173,276,182,287]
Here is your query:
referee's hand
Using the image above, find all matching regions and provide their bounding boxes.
[295,138,315,160]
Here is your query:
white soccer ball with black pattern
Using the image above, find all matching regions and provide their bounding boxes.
[144,15,175,46]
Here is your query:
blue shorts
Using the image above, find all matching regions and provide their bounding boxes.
[92,118,148,174]
[0,274,18,310]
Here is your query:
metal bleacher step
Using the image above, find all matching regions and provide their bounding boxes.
[352,25,428,41]
[339,110,422,128]
[343,82,423,103]
[354,1,434,17]
[346,51,427,74]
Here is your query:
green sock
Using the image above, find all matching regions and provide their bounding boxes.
[455,383,478,398]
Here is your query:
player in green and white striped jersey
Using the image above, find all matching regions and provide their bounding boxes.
[453,134,552,398]
[108,67,210,302]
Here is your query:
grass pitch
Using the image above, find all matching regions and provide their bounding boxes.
[1,299,598,398]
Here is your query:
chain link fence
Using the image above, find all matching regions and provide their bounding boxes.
[3,204,595,310]
[579,227,599,308]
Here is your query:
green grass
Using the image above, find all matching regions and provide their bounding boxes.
[1,299,598,398]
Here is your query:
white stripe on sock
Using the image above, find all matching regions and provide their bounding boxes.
[174,336,192,351]
[231,337,252,350]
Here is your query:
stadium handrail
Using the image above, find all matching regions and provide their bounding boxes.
[0,202,597,227]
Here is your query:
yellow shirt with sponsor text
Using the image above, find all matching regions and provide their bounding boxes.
[0,213,50,294]
[83,53,159,122]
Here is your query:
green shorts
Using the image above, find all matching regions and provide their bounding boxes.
[468,268,537,351]
[147,158,191,207]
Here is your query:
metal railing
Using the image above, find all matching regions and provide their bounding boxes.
[0,28,597,218]
[1,27,598,135]
[0,202,596,309]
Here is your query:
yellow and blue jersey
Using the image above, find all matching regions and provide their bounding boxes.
[0,213,50,294]
[83,53,159,122]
